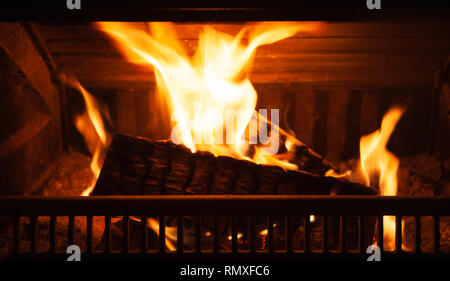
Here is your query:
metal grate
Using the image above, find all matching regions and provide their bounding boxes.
[0,195,449,261]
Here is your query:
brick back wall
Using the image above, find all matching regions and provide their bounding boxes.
[0,23,63,195]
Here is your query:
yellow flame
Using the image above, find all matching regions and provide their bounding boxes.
[69,80,111,196]
[359,108,404,195]
[147,218,177,251]
[128,216,177,251]
[327,107,405,250]
[258,223,278,236]
[96,22,317,169]
[324,169,351,178]
[359,107,404,250]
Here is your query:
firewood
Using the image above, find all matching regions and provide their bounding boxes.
[92,133,378,196]
[90,133,378,252]
[185,151,216,195]
[290,143,336,176]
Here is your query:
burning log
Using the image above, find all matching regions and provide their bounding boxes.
[289,143,336,176]
[92,133,378,196]
[92,134,377,252]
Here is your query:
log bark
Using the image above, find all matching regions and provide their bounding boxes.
[93,133,377,196]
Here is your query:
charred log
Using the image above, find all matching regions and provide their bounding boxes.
[92,133,378,196]
[92,134,377,251]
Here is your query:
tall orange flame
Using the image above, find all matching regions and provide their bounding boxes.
[66,79,111,196]
[327,107,405,250]
[96,22,317,169]
[359,108,404,195]
[90,23,408,250]
[359,107,404,250]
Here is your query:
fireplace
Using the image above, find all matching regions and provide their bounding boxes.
[0,7,450,262]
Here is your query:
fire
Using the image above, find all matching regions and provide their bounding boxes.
[94,22,406,249]
[64,78,111,196]
[227,233,244,241]
[359,107,404,251]
[147,218,177,251]
[96,22,317,169]
[359,108,404,195]
[327,107,405,250]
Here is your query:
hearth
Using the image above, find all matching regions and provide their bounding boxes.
[0,196,449,261]
[0,7,449,262]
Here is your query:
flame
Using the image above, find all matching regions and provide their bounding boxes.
[94,23,406,249]
[96,22,317,169]
[129,216,177,251]
[359,107,404,250]
[327,107,405,250]
[147,218,177,251]
[68,79,111,196]
[359,108,404,195]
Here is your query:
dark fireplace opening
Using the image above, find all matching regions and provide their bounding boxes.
[0,12,449,261]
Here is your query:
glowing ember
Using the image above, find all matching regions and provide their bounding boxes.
[327,107,405,250]
[359,108,404,195]
[227,233,244,241]
[96,22,317,169]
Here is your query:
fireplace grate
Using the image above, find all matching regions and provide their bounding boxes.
[0,195,449,261]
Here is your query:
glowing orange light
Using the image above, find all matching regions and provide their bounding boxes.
[96,22,318,170]
[327,107,405,250]
[65,78,111,196]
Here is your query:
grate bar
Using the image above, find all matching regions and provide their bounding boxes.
[323,216,328,253]
[141,216,147,253]
[341,216,346,252]
[286,216,292,253]
[213,216,219,253]
[86,216,92,254]
[415,216,421,253]
[13,216,19,255]
[378,215,384,253]
[268,216,274,253]
[68,216,74,246]
[359,216,364,253]
[250,216,256,253]
[195,216,201,253]
[434,216,440,253]
[1,196,450,216]
[395,215,402,253]
[177,216,183,254]
[304,216,310,253]
[159,216,165,253]
[232,216,238,253]
[30,216,38,257]
[104,216,111,254]
[49,216,56,254]
[123,216,129,253]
